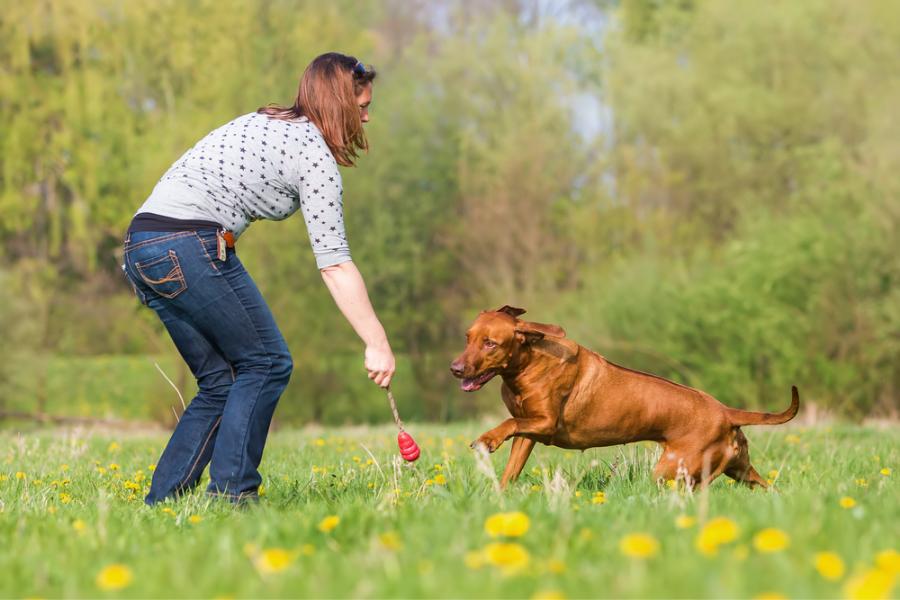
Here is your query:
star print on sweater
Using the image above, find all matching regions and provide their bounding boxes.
[134,112,350,269]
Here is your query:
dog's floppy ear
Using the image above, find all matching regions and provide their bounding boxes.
[494,305,527,318]
[514,320,567,344]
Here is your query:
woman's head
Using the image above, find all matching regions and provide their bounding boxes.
[259,52,377,167]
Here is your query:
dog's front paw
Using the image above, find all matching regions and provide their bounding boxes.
[470,433,503,453]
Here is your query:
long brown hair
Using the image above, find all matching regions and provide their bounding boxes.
[258,53,377,167]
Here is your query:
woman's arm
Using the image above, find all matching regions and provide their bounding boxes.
[320,260,396,387]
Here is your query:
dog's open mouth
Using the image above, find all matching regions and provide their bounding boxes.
[461,370,496,392]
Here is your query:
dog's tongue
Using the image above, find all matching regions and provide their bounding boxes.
[461,378,480,392]
[461,370,496,392]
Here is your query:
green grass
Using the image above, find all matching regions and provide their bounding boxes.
[1,423,898,598]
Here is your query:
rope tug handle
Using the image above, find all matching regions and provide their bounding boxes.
[386,385,404,433]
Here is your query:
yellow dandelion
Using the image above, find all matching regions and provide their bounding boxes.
[591,496,607,505]
[318,515,340,533]
[843,568,894,600]
[379,531,402,550]
[619,533,660,559]
[189,515,202,524]
[316,439,324,446]
[15,472,25,479]
[676,515,696,529]
[485,512,531,538]
[97,468,107,474]
[352,457,360,462]
[579,528,594,541]
[876,549,900,575]
[95,564,133,590]
[881,469,890,476]
[445,438,454,447]
[753,593,788,600]
[425,479,435,486]
[148,465,156,471]
[434,474,446,485]
[547,558,566,574]
[109,464,120,471]
[531,591,566,600]
[839,497,856,509]
[574,491,582,497]
[483,542,530,571]
[753,528,790,553]
[73,520,85,532]
[243,542,259,557]
[107,442,121,452]
[814,552,845,581]
[695,517,740,557]
[254,548,292,574]
[418,559,434,575]
[572,505,580,511]
[768,470,779,478]
[465,550,485,570]
[0,475,6,482]
[258,487,266,496]
[60,465,68,471]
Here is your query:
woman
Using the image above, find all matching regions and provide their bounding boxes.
[122,53,394,505]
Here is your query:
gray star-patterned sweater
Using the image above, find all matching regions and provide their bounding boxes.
[134,112,350,269]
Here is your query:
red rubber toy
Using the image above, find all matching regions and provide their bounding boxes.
[398,432,420,462]
[387,386,420,462]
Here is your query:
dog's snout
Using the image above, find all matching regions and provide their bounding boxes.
[450,361,465,377]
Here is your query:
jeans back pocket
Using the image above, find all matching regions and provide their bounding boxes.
[136,250,188,298]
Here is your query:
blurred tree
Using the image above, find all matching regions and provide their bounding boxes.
[2,0,898,424]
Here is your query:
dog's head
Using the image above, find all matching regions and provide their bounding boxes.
[449,305,567,392]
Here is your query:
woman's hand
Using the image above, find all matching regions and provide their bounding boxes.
[365,342,396,388]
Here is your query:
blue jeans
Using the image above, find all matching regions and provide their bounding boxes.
[122,231,293,504]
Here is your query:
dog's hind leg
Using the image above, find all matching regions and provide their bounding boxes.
[723,428,767,489]
[500,437,536,488]
[654,443,731,489]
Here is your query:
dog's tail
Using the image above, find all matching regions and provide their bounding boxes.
[725,386,800,427]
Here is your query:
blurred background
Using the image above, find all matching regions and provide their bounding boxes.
[1,0,898,428]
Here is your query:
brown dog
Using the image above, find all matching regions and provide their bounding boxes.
[450,305,799,489]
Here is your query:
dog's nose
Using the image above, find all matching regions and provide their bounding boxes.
[450,361,465,377]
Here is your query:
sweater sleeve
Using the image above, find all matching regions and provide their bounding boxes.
[297,133,351,269]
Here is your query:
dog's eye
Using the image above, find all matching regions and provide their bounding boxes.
[484,341,496,349]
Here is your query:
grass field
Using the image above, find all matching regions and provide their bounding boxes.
[1,422,898,599]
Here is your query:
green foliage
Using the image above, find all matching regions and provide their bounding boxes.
[0,424,898,598]
[563,0,900,416]
[1,0,899,424]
